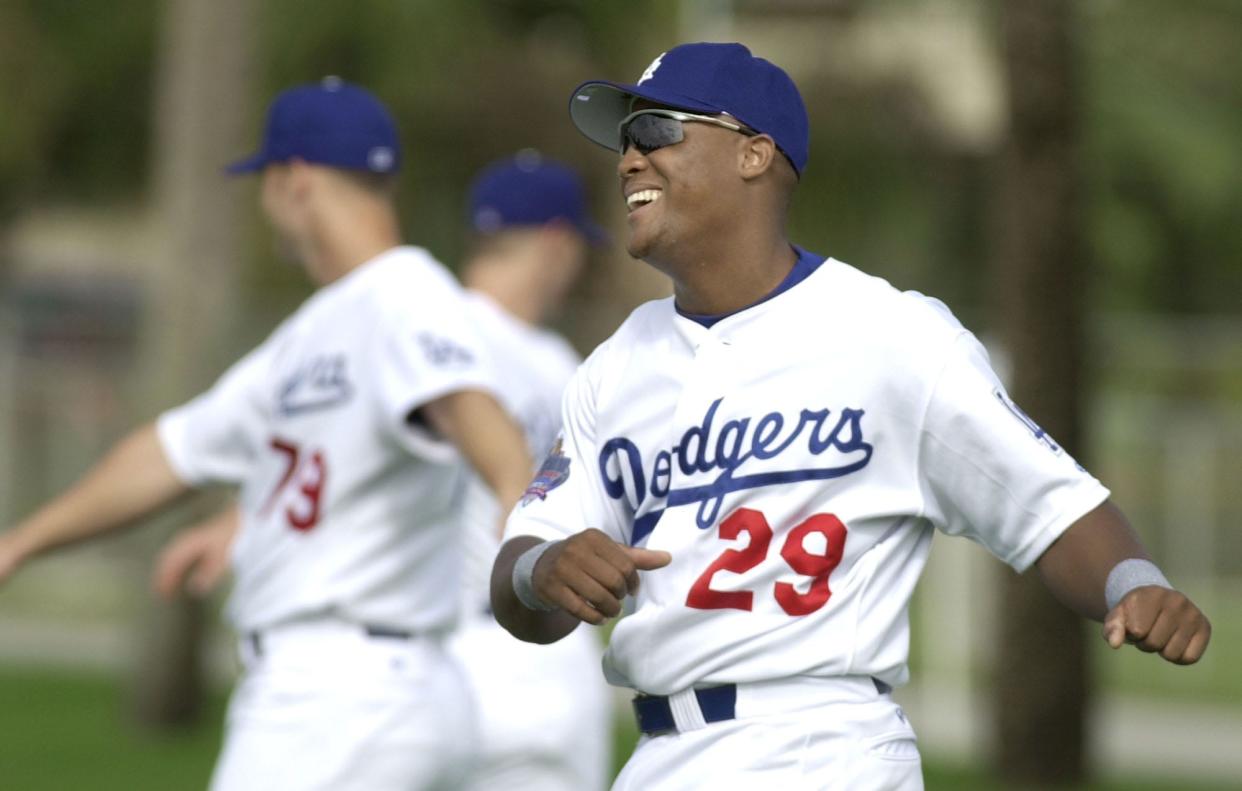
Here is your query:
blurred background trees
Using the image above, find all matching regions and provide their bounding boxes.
[3,0,1240,319]
[992,0,1090,783]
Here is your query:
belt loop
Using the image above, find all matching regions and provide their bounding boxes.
[239,632,263,666]
[668,688,708,732]
[362,624,414,640]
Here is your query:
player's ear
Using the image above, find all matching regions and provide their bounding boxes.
[738,134,778,181]
[285,158,316,201]
[541,222,589,280]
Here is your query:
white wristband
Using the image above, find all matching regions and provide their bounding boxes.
[1105,558,1172,612]
[512,540,559,612]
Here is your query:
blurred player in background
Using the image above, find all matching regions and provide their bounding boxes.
[450,151,613,791]
[160,150,617,791]
[0,78,532,791]
[490,43,1212,789]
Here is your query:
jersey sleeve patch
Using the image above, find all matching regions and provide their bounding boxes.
[521,437,571,506]
[992,387,1063,456]
[416,332,476,367]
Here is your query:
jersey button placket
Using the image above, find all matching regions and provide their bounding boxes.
[668,333,733,519]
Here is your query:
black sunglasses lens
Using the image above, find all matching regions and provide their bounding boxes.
[621,114,684,154]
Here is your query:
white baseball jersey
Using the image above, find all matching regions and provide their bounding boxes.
[158,246,496,634]
[505,248,1110,696]
[456,291,581,616]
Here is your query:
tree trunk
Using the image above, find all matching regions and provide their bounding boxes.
[991,0,1090,785]
[128,0,255,728]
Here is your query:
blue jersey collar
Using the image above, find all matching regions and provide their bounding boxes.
[676,245,826,328]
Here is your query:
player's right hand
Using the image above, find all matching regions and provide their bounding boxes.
[532,528,671,625]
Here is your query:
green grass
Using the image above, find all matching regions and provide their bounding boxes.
[0,666,226,790]
[0,665,1234,791]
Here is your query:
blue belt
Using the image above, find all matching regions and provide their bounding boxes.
[632,685,738,736]
[632,678,893,736]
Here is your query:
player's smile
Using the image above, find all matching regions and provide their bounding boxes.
[625,188,662,213]
[620,165,669,244]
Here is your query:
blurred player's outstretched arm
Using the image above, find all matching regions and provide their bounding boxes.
[1034,500,1211,665]
[491,530,671,644]
[0,422,192,584]
[418,389,532,521]
[153,504,239,600]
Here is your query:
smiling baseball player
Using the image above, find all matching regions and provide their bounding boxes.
[489,43,1212,790]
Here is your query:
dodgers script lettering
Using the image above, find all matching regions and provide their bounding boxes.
[599,397,873,544]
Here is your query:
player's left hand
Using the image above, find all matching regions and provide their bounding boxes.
[1102,586,1211,665]
[152,514,237,600]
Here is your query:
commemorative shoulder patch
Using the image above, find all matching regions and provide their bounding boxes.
[521,437,571,506]
[992,387,1063,456]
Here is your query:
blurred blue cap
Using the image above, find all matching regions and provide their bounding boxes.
[226,77,401,175]
[467,150,607,246]
[569,42,809,174]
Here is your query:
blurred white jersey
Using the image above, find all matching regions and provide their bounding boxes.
[455,292,581,615]
[158,246,496,635]
[505,255,1109,696]
[450,291,610,791]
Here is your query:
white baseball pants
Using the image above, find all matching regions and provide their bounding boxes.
[612,675,923,790]
[449,615,612,791]
[209,619,477,791]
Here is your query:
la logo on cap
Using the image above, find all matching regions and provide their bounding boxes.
[637,52,665,85]
[367,146,395,172]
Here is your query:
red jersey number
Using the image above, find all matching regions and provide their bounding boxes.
[264,438,328,532]
[686,508,847,616]
[685,509,772,611]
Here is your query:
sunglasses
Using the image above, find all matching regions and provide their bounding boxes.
[617,108,756,155]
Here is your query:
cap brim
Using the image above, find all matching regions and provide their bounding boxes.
[223,151,268,175]
[569,80,723,153]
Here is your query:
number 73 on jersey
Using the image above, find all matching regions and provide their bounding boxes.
[263,437,328,532]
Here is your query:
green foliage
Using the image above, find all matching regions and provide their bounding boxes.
[788,83,992,323]
[0,0,158,207]
[791,0,1242,322]
[1083,0,1242,315]
[1,0,1238,318]
[0,4,64,215]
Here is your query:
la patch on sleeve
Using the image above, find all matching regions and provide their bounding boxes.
[992,388,1064,456]
[416,332,475,367]
[521,437,571,506]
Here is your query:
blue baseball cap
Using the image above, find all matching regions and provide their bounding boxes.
[226,77,401,175]
[569,42,809,175]
[467,150,608,246]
